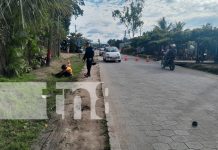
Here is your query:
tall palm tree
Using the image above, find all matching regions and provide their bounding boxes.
[172,21,185,32]
[155,17,172,32]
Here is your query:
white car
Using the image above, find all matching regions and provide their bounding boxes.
[103,47,121,62]
[99,48,105,56]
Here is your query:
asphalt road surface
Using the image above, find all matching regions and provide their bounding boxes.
[100,56,218,150]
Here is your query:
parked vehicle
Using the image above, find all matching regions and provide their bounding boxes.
[99,48,105,56]
[103,47,121,62]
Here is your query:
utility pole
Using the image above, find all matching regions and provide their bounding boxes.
[75,24,77,33]
[74,17,79,52]
[196,42,200,64]
[98,39,101,47]
[140,25,143,36]
[215,43,218,63]
[75,16,77,33]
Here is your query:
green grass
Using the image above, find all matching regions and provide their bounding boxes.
[178,63,218,75]
[46,55,84,82]
[0,74,36,82]
[0,55,84,150]
[100,120,111,150]
[0,120,45,150]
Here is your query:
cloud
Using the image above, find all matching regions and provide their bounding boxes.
[87,29,103,34]
[185,16,218,28]
[164,0,177,3]
[69,0,218,43]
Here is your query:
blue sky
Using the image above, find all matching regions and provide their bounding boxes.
[69,0,218,43]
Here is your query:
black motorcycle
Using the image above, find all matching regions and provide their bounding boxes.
[161,57,175,71]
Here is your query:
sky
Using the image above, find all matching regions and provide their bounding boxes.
[69,0,218,43]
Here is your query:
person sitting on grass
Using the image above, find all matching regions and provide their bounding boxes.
[53,61,73,78]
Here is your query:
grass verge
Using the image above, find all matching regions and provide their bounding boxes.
[0,55,84,150]
[177,63,218,75]
[101,119,111,150]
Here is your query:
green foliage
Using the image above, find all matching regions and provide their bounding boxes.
[121,17,218,60]
[121,47,135,55]
[107,39,122,48]
[155,17,172,32]
[68,32,89,52]
[0,0,84,76]
[4,31,45,76]
[0,120,45,150]
[0,55,84,149]
[178,63,218,75]
[112,0,144,38]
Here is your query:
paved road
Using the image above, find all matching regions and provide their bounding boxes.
[100,56,218,150]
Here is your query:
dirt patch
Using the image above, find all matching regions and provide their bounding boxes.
[32,57,110,150]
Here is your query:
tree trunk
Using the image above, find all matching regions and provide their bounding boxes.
[57,15,60,57]
[215,49,218,64]
[27,42,32,65]
[0,43,7,75]
[46,26,52,66]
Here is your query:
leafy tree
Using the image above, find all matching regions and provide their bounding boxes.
[107,39,123,48]
[120,17,218,62]
[0,0,84,76]
[68,32,88,52]
[112,0,144,38]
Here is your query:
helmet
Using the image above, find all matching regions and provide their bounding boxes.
[170,44,176,48]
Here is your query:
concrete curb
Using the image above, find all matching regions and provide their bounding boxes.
[99,62,121,150]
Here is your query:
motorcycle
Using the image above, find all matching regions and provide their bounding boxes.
[161,57,175,71]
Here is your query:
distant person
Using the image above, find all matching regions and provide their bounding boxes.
[53,61,73,78]
[83,42,94,77]
[164,44,176,61]
[201,50,207,62]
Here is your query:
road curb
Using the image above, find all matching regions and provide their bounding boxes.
[99,62,121,150]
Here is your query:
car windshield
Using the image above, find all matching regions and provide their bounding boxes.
[105,47,118,52]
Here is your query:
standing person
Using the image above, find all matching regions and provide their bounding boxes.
[83,42,94,77]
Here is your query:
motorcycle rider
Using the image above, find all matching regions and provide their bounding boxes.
[164,44,176,63]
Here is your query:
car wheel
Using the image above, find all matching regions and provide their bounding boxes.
[118,60,121,63]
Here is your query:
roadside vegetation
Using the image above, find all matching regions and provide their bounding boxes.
[177,63,218,75]
[110,17,218,61]
[0,0,84,77]
[0,55,84,150]
[109,0,218,63]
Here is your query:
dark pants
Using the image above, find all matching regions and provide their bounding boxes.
[55,71,71,78]
[86,58,93,76]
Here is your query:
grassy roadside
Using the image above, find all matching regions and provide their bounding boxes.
[101,119,111,150]
[0,55,84,150]
[177,63,218,75]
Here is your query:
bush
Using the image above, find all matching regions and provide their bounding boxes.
[121,47,135,55]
